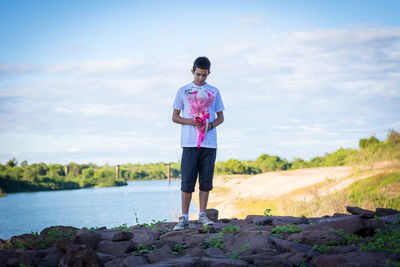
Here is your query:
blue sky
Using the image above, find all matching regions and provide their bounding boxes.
[1,0,400,165]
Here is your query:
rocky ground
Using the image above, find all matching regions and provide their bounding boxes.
[0,206,399,267]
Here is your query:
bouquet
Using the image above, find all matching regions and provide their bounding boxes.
[185,86,216,148]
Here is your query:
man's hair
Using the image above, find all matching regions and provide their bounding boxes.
[193,56,211,71]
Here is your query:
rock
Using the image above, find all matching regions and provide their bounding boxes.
[10,234,38,249]
[146,249,177,263]
[219,218,231,223]
[286,252,307,266]
[131,229,160,244]
[98,231,116,241]
[224,234,275,255]
[346,206,374,218]
[6,257,19,267]
[96,252,114,264]
[104,255,147,267]
[138,256,201,267]
[332,213,349,217]
[206,209,219,221]
[311,215,369,235]
[270,236,313,254]
[112,231,134,242]
[35,247,65,267]
[312,250,389,267]
[205,247,225,258]
[40,226,78,237]
[73,229,101,249]
[59,243,102,267]
[288,229,343,246]
[200,256,248,266]
[367,218,386,234]
[97,240,136,256]
[253,255,293,266]
[294,216,309,225]
[380,213,400,225]
[186,247,208,257]
[375,207,399,216]
[0,239,8,249]
[55,237,73,252]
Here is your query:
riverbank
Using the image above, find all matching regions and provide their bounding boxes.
[192,160,400,219]
[0,206,398,266]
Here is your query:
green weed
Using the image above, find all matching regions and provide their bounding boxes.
[137,244,156,254]
[271,224,302,236]
[201,232,224,249]
[264,208,272,216]
[171,244,186,255]
[221,225,240,236]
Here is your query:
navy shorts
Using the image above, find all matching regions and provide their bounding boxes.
[181,147,217,193]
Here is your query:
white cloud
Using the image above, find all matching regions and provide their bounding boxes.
[1,25,399,163]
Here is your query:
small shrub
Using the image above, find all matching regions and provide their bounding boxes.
[271,224,302,236]
[201,232,224,249]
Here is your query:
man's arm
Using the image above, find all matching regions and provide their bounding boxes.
[209,111,224,130]
[172,109,201,126]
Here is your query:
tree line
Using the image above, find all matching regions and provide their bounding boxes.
[1,130,398,194]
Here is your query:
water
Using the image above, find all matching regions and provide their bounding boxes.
[0,180,198,239]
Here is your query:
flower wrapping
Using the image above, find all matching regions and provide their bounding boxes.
[185,86,216,148]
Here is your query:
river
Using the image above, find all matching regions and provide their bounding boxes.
[0,180,198,239]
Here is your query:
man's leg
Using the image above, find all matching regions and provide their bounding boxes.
[198,148,216,225]
[182,191,192,215]
[199,190,209,212]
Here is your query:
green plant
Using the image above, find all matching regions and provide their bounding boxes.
[137,244,156,254]
[201,232,224,249]
[256,223,262,235]
[142,219,167,230]
[171,244,186,255]
[360,228,400,254]
[226,250,239,259]
[221,225,240,236]
[312,243,333,253]
[264,208,272,216]
[271,224,302,236]
[309,222,316,226]
[134,212,139,225]
[299,263,307,267]
[202,225,210,233]
[241,243,250,251]
[111,223,131,231]
[386,259,400,267]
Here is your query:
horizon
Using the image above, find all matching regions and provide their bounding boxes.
[1,0,400,165]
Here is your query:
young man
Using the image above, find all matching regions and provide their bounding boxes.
[172,56,225,230]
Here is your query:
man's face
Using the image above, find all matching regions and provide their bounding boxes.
[191,68,210,86]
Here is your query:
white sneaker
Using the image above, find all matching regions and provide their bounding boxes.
[199,213,214,226]
[173,216,189,230]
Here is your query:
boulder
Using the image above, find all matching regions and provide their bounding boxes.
[73,229,101,249]
[375,207,399,216]
[205,247,225,258]
[253,255,293,266]
[288,229,343,246]
[146,249,177,263]
[200,256,248,266]
[310,215,369,234]
[312,250,389,267]
[59,243,102,267]
[97,240,136,256]
[206,209,219,221]
[346,206,374,218]
[35,247,65,267]
[104,255,147,267]
[137,256,201,267]
[10,234,38,249]
[131,229,160,244]
[40,226,78,237]
[112,231,134,242]
[224,234,275,255]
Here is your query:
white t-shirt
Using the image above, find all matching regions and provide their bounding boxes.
[173,82,225,148]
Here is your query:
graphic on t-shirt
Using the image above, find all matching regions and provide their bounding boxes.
[185,86,216,148]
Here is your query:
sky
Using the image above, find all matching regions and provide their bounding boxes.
[1,0,399,165]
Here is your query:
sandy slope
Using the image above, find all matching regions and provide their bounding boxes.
[190,161,399,219]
